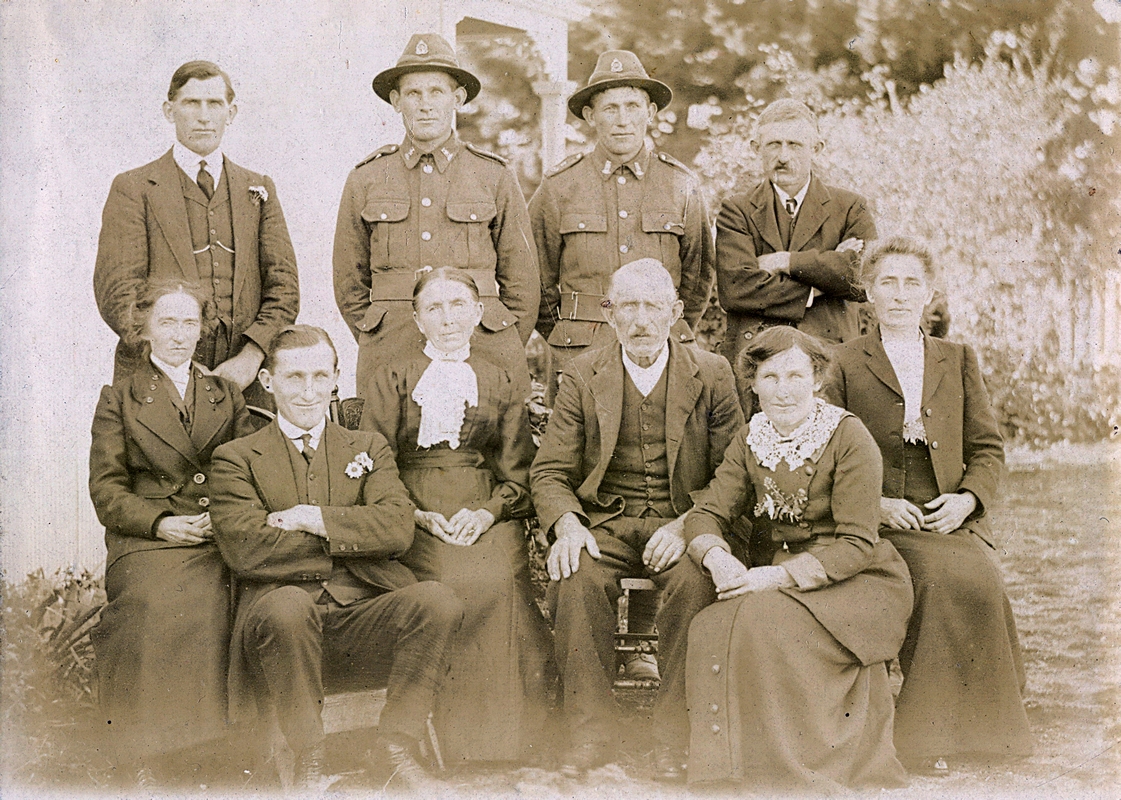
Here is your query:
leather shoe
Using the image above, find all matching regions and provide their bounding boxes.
[652,744,686,782]
[373,735,446,792]
[293,742,327,791]
[559,741,610,778]
[623,652,661,682]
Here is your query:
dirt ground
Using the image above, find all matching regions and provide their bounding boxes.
[2,460,1119,799]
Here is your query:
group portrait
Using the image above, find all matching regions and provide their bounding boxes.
[1,0,1118,797]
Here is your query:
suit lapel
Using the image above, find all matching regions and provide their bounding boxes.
[664,342,702,482]
[323,423,364,508]
[864,331,904,398]
[586,346,625,492]
[148,150,198,279]
[749,183,785,253]
[920,335,948,409]
[789,176,829,252]
[188,367,228,454]
[225,158,255,310]
[248,423,301,513]
[131,366,200,466]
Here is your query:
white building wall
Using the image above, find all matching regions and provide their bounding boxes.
[0,0,585,579]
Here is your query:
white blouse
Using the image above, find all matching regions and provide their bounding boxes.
[881,332,927,444]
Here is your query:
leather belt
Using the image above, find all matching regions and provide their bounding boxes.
[559,291,608,322]
[369,268,500,301]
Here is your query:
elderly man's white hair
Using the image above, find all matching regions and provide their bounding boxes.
[605,258,678,304]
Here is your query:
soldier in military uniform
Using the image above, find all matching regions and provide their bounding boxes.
[528,50,715,404]
[334,33,539,400]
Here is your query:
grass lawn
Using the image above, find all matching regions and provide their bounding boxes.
[2,461,1118,798]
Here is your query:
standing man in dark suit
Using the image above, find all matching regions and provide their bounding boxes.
[209,326,463,791]
[94,60,299,407]
[530,259,742,781]
[716,99,875,368]
[334,33,538,400]
[529,50,715,404]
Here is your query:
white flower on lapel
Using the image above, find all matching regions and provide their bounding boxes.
[248,185,269,205]
[345,451,374,478]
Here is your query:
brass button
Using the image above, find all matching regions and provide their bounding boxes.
[619,244,629,254]
[712,724,721,734]
[680,333,687,340]
[565,337,572,344]
[931,441,939,449]
[149,384,157,390]
[502,320,509,326]
[205,385,212,391]
[712,664,720,674]
[145,397,153,404]
[617,176,626,185]
[210,229,216,235]
[744,331,753,340]
[423,164,433,174]
[193,473,206,484]
[925,408,933,417]
[663,223,672,231]
[209,398,216,404]
[308,473,316,480]
[619,210,628,219]
[421,231,432,241]
[711,704,719,713]
[578,222,586,229]
[469,213,478,221]
[421,197,432,207]
[380,213,388,220]
[198,497,210,507]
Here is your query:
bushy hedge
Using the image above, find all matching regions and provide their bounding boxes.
[695,38,1120,446]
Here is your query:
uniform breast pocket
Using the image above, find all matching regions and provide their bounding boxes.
[642,210,686,271]
[559,213,608,276]
[446,201,497,267]
[361,199,410,265]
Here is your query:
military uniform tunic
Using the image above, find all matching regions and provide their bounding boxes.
[333,134,539,398]
[529,144,715,395]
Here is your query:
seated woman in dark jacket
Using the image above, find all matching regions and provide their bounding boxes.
[826,236,1031,773]
[89,279,252,785]
[360,268,553,765]
[684,326,913,791]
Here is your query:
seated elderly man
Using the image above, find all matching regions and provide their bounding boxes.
[531,259,743,781]
[209,325,463,791]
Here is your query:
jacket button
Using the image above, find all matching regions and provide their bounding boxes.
[619,244,629,254]
[617,176,626,185]
[421,231,432,241]
[712,724,721,734]
[680,333,687,340]
[193,473,206,484]
[578,222,586,229]
[805,466,814,475]
[711,704,719,713]
[502,320,509,326]
[209,398,216,404]
[149,384,157,390]
[198,497,210,507]
[565,337,572,344]
[205,385,212,391]
[743,331,753,340]
[931,441,939,449]
[663,223,672,231]
[712,664,720,674]
[380,213,388,220]
[145,397,153,403]
[925,408,932,416]
[469,213,478,221]
[619,210,628,219]
[421,197,432,207]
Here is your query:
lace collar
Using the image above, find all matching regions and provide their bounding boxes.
[746,399,847,471]
[412,341,478,449]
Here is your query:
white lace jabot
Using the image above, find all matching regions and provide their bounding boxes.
[747,399,847,471]
[413,341,478,449]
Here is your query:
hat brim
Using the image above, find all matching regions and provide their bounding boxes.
[568,78,672,118]
[372,64,481,104]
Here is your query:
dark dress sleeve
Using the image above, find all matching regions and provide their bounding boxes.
[477,364,535,521]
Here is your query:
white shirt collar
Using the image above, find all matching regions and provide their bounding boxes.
[173,141,224,185]
[621,344,669,397]
[772,177,810,217]
[149,354,192,399]
[277,413,327,451]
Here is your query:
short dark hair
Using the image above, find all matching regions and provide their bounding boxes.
[412,267,480,311]
[128,278,215,350]
[859,235,939,290]
[168,61,235,103]
[262,325,338,374]
[734,326,832,400]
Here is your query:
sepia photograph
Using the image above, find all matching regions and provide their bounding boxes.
[1,0,1118,797]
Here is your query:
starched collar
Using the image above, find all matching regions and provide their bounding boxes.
[594,143,651,181]
[772,176,811,217]
[277,413,326,450]
[401,134,462,173]
[173,141,224,185]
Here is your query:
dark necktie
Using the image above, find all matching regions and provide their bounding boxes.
[197,160,214,199]
[785,197,797,243]
[299,433,316,465]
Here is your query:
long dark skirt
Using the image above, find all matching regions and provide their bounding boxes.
[886,528,1032,761]
[687,592,908,790]
[91,544,231,761]
[400,462,553,764]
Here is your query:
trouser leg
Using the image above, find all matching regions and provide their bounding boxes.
[326,581,464,744]
[242,586,325,755]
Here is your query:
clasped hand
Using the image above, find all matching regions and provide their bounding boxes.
[267,505,327,538]
[156,512,212,545]
[880,492,977,535]
[702,548,793,601]
[415,507,495,547]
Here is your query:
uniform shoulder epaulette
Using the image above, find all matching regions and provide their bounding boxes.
[464,142,507,165]
[355,143,399,169]
[655,151,693,173]
[544,151,585,178]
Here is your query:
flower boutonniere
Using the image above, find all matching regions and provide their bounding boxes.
[248,185,269,205]
[345,451,375,479]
